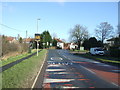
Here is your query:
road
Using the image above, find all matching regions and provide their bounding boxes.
[33,49,120,89]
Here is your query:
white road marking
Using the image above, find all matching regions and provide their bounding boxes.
[67,58,71,60]
[53,72,69,74]
[63,55,67,58]
[48,64,61,67]
[51,57,63,60]
[81,66,96,74]
[46,69,66,72]
[44,79,74,83]
[111,82,119,87]
[31,51,47,89]
[111,70,120,72]
[62,55,72,61]
[62,86,80,88]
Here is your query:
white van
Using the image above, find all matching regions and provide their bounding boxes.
[90,47,104,55]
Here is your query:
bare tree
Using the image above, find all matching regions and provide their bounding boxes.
[70,24,89,48]
[95,22,113,43]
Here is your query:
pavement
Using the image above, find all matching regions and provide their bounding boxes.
[33,49,120,89]
[0,50,42,73]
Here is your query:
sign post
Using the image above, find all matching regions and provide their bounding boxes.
[35,33,40,56]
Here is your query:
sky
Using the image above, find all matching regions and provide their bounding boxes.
[1,1,118,42]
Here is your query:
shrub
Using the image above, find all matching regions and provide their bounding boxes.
[109,46,120,58]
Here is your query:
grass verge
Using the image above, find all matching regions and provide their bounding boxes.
[70,49,88,52]
[1,49,37,67]
[2,49,47,88]
[72,52,120,65]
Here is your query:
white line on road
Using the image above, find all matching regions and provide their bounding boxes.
[46,69,66,72]
[44,79,74,83]
[81,66,96,74]
[67,57,71,60]
[51,57,63,60]
[111,82,119,87]
[63,55,67,58]
[62,55,72,60]
[31,51,47,89]
[62,86,80,89]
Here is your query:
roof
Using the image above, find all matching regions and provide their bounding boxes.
[107,37,120,41]
[6,37,15,41]
[23,38,34,42]
[54,38,64,43]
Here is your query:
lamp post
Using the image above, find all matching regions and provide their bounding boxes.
[37,18,40,56]
[37,18,40,33]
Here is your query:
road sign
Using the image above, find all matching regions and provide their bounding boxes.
[35,33,40,41]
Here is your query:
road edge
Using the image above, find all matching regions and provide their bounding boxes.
[31,49,47,89]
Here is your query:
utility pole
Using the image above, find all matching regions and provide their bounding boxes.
[26,30,27,43]
[36,18,40,56]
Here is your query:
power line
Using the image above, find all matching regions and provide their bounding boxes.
[0,23,22,31]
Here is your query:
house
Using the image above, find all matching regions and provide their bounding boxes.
[69,43,78,50]
[23,38,34,43]
[107,37,120,46]
[6,37,17,43]
[54,38,64,49]
[63,43,78,50]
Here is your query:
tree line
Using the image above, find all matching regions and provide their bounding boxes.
[1,30,57,57]
[69,21,120,58]
[31,30,57,49]
[69,21,118,49]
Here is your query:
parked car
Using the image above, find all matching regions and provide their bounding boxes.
[90,47,104,55]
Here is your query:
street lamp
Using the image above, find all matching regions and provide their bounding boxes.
[37,18,40,33]
[36,18,40,56]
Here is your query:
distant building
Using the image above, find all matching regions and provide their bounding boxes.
[69,43,78,50]
[6,36,17,43]
[23,37,34,43]
[54,38,64,49]
[107,37,120,46]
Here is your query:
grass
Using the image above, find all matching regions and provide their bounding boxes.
[96,58,120,63]
[73,52,120,64]
[70,49,88,52]
[1,49,37,67]
[2,49,47,88]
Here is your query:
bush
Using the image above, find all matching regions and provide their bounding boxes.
[2,35,29,56]
[109,46,120,58]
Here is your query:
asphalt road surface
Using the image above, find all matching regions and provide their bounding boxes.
[34,49,120,89]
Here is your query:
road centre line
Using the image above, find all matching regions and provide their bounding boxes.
[111,82,119,87]
[31,51,47,89]
[81,66,96,74]
[63,55,67,58]
[62,55,71,60]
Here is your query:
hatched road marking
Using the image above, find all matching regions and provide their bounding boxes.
[44,79,75,83]
[46,69,66,72]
